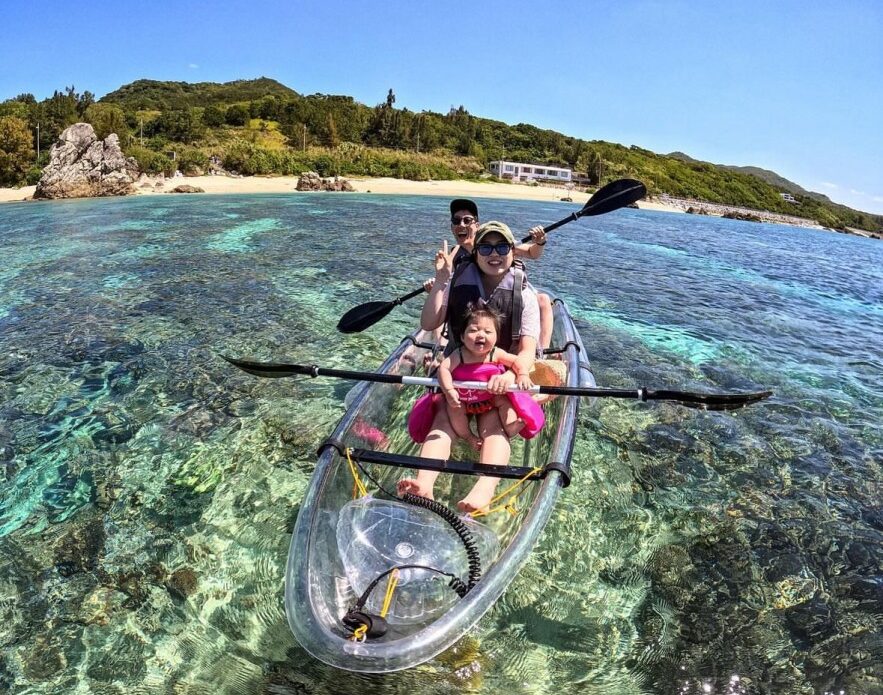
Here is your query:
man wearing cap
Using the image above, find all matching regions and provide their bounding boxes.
[449,198,481,258]
[448,198,548,263]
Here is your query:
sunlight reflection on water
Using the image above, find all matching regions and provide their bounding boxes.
[0,194,880,694]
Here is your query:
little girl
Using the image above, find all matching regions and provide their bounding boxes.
[403,305,544,512]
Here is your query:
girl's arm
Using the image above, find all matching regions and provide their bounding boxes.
[493,347,535,389]
[485,339,536,393]
[437,354,461,407]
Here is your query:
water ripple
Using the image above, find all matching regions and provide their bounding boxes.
[0,195,880,693]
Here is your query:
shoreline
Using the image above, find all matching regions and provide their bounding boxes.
[0,175,685,214]
[2,175,872,235]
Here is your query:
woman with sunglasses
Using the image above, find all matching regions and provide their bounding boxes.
[398,221,541,512]
[446,199,553,348]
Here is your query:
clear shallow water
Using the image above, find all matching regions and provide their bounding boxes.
[0,193,880,694]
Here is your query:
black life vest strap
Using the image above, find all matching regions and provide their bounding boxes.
[510,267,524,344]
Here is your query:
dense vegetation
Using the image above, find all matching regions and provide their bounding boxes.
[1,79,880,232]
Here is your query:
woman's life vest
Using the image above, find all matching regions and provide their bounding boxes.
[445,261,526,352]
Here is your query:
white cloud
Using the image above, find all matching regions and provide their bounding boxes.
[819,182,839,190]
[188,63,199,69]
[873,195,883,203]
[849,189,866,196]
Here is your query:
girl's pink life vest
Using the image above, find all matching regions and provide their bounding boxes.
[407,361,545,443]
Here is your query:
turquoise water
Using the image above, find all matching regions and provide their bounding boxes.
[0,193,880,694]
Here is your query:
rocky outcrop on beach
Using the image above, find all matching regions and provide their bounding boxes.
[170,184,204,194]
[295,171,354,192]
[34,123,139,200]
[723,211,762,222]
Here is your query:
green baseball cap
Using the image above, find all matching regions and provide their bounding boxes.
[474,220,516,246]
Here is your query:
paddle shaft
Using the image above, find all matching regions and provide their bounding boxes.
[222,357,772,410]
[391,286,428,306]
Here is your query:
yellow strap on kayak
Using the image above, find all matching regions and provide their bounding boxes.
[345,448,369,499]
[469,467,543,518]
[350,623,368,642]
[379,569,399,618]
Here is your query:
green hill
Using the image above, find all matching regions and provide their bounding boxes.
[670,153,830,203]
[1,78,880,233]
[718,165,832,203]
[101,77,298,110]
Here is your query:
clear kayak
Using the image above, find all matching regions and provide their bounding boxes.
[284,295,595,672]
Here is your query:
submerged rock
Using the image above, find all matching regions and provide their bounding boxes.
[34,123,139,199]
[165,567,198,600]
[53,517,106,577]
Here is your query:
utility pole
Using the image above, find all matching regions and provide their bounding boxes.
[415,113,422,152]
[303,123,306,151]
[140,118,143,146]
[36,123,40,161]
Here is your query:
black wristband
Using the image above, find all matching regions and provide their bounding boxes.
[536,240,546,246]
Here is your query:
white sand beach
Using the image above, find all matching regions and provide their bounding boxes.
[0,175,684,213]
[0,185,36,203]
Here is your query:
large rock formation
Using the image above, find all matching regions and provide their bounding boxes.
[295,171,354,192]
[34,123,140,199]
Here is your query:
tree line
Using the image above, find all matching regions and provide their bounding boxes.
[0,79,880,232]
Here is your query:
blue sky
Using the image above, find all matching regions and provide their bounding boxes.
[3,0,881,214]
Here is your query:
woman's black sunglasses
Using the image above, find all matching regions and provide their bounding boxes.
[476,242,513,256]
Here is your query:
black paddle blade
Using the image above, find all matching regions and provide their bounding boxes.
[336,301,396,333]
[222,355,310,378]
[651,389,773,411]
[527,178,648,239]
[336,286,429,334]
[579,178,647,218]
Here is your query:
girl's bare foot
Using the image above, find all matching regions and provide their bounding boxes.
[397,478,434,500]
[456,478,500,514]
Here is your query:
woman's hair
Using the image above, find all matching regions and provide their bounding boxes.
[461,302,501,337]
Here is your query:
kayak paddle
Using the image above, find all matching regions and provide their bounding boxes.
[222,357,771,411]
[336,177,647,334]
[336,286,428,335]
[519,177,646,241]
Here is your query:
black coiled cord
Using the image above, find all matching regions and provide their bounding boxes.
[341,453,482,634]
[400,492,482,593]
[349,457,482,593]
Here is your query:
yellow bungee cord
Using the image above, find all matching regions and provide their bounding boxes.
[469,467,543,518]
[345,447,369,499]
[379,569,400,618]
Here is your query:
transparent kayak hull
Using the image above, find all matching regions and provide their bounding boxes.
[337,496,499,625]
[284,295,594,672]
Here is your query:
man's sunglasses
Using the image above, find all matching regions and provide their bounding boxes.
[451,215,476,225]
[476,242,513,256]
